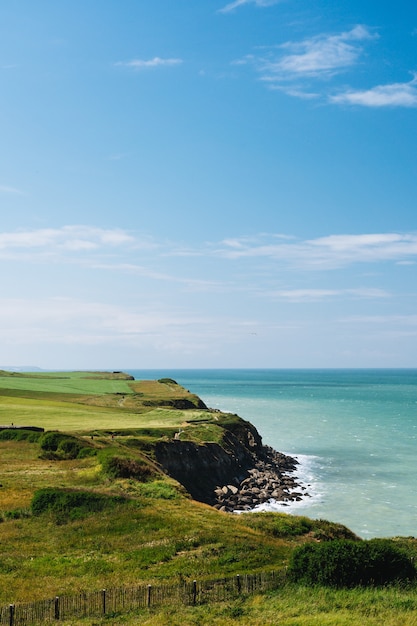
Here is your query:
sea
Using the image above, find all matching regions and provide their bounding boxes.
[126,369,417,539]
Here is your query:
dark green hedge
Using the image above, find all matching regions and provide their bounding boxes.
[0,429,42,443]
[288,539,416,587]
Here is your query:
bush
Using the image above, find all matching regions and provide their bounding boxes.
[39,431,66,451]
[288,539,416,587]
[0,429,42,443]
[31,488,126,521]
[39,432,94,459]
[100,453,155,481]
[2,508,31,520]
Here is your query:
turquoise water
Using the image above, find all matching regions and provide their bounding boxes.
[127,369,417,539]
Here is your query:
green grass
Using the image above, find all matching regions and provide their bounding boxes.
[0,370,213,432]
[0,396,211,431]
[2,369,417,625]
[0,370,135,395]
[0,434,363,605]
[36,586,417,625]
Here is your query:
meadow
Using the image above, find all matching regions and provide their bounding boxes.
[1,370,417,625]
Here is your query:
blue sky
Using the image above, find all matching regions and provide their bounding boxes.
[1,0,417,369]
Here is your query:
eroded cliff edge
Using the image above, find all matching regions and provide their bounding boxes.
[154,413,308,512]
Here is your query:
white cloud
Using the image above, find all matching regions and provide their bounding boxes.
[0,226,134,253]
[260,25,376,83]
[115,57,183,70]
[215,232,417,268]
[330,75,417,107]
[269,288,389,302]
[219,0,281,13]
[4,226,416,274]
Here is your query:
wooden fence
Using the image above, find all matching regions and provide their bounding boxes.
[0,570,285,625]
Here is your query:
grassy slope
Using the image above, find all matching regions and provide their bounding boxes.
[0,371,207,429]
[1,370,417,624]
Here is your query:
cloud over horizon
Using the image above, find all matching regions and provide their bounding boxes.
[2,226,417,272]
[216,232,417,268]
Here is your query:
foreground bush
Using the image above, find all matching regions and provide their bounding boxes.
[31,487,127,521]
[288,539,416,587]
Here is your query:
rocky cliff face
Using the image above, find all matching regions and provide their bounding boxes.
[154,417,307,511]
[154,430,253,505]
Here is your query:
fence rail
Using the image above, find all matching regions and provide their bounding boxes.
[0,570,285,625]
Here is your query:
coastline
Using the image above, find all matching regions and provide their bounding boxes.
[213,445,312,513]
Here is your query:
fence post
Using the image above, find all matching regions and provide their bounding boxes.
[9,604,14,626]
[236,574,241,594]
[192,580,197,605]
[147,585,152,607]
[54,596,60,620]
[102,589,106,615]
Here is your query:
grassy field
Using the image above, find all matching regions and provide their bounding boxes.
[0,370,210,431]
[0,370,136,395]
[55,586,417,625]
[0,395,211,431]
[1,370,417,624]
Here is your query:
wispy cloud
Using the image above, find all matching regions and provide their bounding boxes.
[0,297,203,345]
[345,314,417,326]
[330,75,417,107]
[92,263,223,292]
[219,0,282,13]
[0,226,134,253]
[269,287,389,302]
[258,25,376,84]
[115,57,183,70]
[0,184,24,195]
[216,232,417,268]
[0,297,254,358]
[4,226,417,273]
[240,25,405,104]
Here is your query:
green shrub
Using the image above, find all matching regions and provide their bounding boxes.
[39,431,66,451]
[0,429,42,443]
[57,438,82,458]
[100,453,155,481]
[288,539,416,587]
[2,508,31,520]
[157,378,178,385]
[31,487,126,521]
[39,431,93,459]
[77,446,96,459]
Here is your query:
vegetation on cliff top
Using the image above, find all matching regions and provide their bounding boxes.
[0,370,417,624]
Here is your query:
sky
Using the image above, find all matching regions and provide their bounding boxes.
[1,0,417,370]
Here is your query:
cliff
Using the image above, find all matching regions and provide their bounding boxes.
[154,413,308,511]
